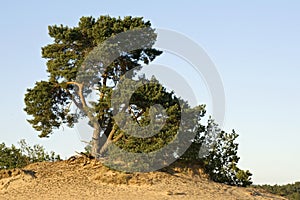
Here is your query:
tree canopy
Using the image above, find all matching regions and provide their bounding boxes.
[24,16,162,156]
[24,15,252,186]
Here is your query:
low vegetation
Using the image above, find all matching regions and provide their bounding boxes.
[253,182,300,200]
[0,140,60,169]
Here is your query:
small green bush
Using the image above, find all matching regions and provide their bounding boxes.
[0,143,28,169]
[0,140,61,169]
[18,139,61,163]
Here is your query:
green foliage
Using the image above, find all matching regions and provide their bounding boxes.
[253,182,300,200]
[182,118,252,187]
[23,15,252,187]
[24,15,162,157]
[24,15,162,139]
[24,81,73,137]
[97,77,206,172]
[0,143,28,169]
[113,77,205,154]
[0,140,61,169]
[18,139,61,163]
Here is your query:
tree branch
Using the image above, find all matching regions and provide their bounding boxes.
[66,81,82,88]
[113,132,124,143]
[128,106,145,125]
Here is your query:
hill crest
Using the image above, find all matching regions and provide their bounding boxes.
[0,155,287,200]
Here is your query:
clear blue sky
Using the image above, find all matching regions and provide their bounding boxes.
[0,0,299,185]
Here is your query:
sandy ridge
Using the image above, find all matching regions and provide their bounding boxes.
[0,157,287,200]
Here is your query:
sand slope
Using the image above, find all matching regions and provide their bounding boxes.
[0,156,287,200]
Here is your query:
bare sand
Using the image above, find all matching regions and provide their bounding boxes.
[0,156,286,200]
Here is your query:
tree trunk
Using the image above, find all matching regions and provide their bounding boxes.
[98,123,119,155]
[99,139,112,155]
[91,121,112,158]
[72,82,107,158]
[91,124,101,158]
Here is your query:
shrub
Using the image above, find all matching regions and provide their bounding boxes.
[0,140,61,169]
[0,143,28,169]
[18,139,61,162]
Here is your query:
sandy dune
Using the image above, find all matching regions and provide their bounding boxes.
[0,156,286,200]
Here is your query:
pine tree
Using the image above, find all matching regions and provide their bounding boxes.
[24,15,252,186]
[24,16,162,157]
[201,118,252,186]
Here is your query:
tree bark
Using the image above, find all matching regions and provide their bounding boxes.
[67,81,104,158]
[91,122,101,158]
[99,124,119,155]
